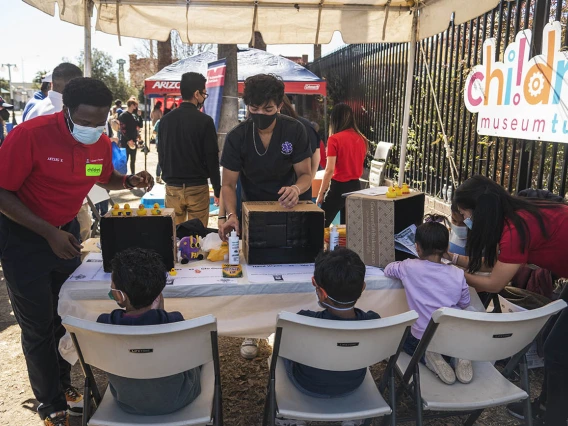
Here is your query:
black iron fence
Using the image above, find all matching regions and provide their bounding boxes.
[308,0,568,198]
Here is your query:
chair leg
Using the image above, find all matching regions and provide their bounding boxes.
[413,365,423,426]
[268,378,276,426]
[519,356,533,426]
[389,368,396,426]
[464,409,484,426]
[83,377,90,426]
[214,381,223,426]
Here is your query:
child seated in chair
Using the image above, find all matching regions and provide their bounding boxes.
[385,214,473,385]
[284,248,380,404]
[97,248,201,415]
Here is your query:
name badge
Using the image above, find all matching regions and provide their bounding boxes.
[86,164,103,176]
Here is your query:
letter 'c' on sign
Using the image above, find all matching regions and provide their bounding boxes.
[468,72,484,107]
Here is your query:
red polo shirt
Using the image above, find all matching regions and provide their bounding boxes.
[0,112,114,227]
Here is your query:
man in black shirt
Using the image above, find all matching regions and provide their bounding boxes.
[118,100,139,174]
[158,72,220,227]
[219,74,312,241]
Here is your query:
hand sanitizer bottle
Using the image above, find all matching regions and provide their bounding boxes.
[329,225,339,251]
[229,230,240,265]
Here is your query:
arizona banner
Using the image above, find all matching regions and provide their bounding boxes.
[464,21,568,143]
[203,59,227,131]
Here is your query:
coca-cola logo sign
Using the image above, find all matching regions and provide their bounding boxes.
[304,84,320,90]
[151,81,181,90]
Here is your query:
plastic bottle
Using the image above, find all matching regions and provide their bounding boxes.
[446,184,453,204]
[329,225,339,251]
[228,230,240,265]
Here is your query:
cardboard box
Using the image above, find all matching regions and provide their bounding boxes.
[100,208,177,272]
[346,191,425,267]
[242,201,324,265]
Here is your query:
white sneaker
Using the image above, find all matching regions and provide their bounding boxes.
[275,418,307,426]
[454,358,473,384]
[425,351,456,384]
[342,420,364,426]
[240,338,259,359]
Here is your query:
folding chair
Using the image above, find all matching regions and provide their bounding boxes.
[263,310,418,426]
[396,300,567,426]
[63,315,223,426]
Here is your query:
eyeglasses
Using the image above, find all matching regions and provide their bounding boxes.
[200,91,209,100]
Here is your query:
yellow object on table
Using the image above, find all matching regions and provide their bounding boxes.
[169,268,177,276]
[395,184,403,196]
[402,183,410,194]
[151,203,162,216]
[136,204,147,216]
[386,186,397,198]
[111,204,122,216]
[208,242,229,262]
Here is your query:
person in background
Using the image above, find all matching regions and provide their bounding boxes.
[316,104,368,227]
[384,215,472,385]
[158,72,220,226]
[280,248,379,426]
[151,100,163,126]
[0,96,13,145]
[154,118,162,184]
[25,62,83,121]
[279,95,320,201]
[449,201,467,256]
[119,100,140,174]
[115,99,123,116]
[99,248,201,415]
[23,81,50,121]
[0,77,153,426]
[447,175,568,426]
[218,73,312,360]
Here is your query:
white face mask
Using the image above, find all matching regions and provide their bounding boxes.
[451,223,468,240]
[67,112,105,145]
[316,290,358,311]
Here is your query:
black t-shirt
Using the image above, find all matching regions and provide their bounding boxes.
[289,308,381,396]
[118,111,139,146]
[220,114,311,202]
[296,116,319,201]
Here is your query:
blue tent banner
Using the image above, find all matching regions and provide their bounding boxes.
[203,59,226,131]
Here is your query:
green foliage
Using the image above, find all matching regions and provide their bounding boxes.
[32,70,49,89]
[77,49,136,103]
[0,79,8,92]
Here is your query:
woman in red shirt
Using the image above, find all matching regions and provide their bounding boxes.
[316,104,367,227]
[447,175,568,426]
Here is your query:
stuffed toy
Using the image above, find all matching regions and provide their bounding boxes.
[179,236,204,264]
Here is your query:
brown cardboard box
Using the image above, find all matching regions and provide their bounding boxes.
[242,201,324,265]
[346,191,425,267]
[100,208,177,272]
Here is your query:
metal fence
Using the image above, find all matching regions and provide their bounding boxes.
[308,0,568,198]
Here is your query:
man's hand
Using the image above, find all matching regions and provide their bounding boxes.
[214,196,219,207]
[218,216,239,242]
[316,192,324,206]
[129,171,154,191]
[278,186,299,209]
[47,229,83,259]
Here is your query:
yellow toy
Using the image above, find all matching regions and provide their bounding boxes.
[169,268,177,276]
[136,204,147,216]
[394,184,403,196]
[386,186,397,198]
[111,204,122,216]
[123,203,132,216]
[208,242,229,262]
[151,203,162,215]
[402,183,410,194]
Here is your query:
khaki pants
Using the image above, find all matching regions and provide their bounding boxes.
[165,184,210,226]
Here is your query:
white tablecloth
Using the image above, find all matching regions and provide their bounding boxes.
[59,254,484,338]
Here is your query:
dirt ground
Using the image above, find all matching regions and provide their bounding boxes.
[0,148,540,425]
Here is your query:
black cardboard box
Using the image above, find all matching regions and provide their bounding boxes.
[242,201,324,265]
[346,191,425,267]
[100,208,177,272]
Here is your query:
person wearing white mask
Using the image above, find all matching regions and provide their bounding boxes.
[449,201,468,255]
[0,78,153,426]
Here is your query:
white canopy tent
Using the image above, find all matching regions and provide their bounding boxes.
[23,0,501,184]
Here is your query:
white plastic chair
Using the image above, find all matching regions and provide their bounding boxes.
[263,310,418,426]
[395,300,567,426]
[63,315,223,426]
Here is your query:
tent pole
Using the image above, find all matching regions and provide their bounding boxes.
[398,9,417,187]
[323,96,328,142]
[84,0,93,77]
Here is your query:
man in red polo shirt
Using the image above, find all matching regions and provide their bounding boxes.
[0,78,154,426]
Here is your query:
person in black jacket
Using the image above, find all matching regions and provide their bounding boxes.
[119,100,140,174]
[158,72,221,226]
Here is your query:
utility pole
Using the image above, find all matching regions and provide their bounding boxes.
[1,63,17,103]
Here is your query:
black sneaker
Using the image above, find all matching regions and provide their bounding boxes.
[507,398,545,421]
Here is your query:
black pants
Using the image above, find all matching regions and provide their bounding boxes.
[126,146,137,174]
[0,216,81,419]
[321,179,360,227]
[542,308,568,425]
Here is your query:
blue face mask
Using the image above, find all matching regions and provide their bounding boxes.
[464,217,473,230]
[67,112,105,145]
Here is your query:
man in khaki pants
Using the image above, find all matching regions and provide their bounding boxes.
[158,72,221,226]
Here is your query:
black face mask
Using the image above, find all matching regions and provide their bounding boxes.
[0,109,10,121]
[250,112,277,130]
